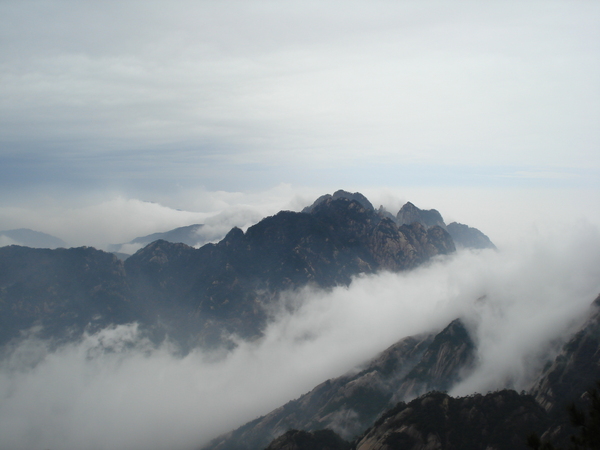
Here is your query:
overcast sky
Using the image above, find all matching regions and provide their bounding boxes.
[1,1,599,245]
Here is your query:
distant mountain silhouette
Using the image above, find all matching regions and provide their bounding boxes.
[447,222,496,250]
[0,228,67,249]
[107,223,205,254]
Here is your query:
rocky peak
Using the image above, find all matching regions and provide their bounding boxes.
[396,202,446,229]
[446,222,496,250]
[219,226,245,247]
[302,190,374,213]
[376,206,396,222]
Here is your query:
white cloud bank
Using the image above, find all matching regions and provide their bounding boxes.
[1,217,600,450]
[1,2,598,193]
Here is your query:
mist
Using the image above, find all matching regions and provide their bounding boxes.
[0,184,315,249]
[1,213,599,450]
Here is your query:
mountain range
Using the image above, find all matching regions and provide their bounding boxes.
[107,223,207,255]
[0,191,469,348]
[221,295,600,450]
[2,190,595,450]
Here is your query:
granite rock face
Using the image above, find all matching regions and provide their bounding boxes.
[302,190,374,213]
[203,320,475,450]
[396,202,446,229]
[526,295,600,446]
[252,292,600,450]
[447,222,496,250]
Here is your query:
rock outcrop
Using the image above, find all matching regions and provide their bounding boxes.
[447,222,496,250]
[203,320,475,450]
[396,202,446,229]
[353,390,548,450]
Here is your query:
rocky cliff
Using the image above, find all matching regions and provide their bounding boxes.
[203,320,475,450]
[258,293,600,450]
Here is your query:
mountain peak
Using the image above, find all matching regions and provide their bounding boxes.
[446,222,496,250]
[302,190,374,213]
[397,202,446,229]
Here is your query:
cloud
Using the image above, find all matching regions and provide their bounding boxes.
[0,235,18,247]
[1,2,599,193]
[0,184,311,249]
[1,216,599,450]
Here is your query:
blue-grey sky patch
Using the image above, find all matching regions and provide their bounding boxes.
[1,1,599,194]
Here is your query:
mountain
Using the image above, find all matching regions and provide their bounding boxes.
[531,295,600,414]
[0,245,134,344]
[351,296,600,450]
[394,202,496,251]
[204,320,475,450]
[396,202,445,229]
[302,190,374,213]
[447,222,496,250]
[257,295,600,450]
[352,390,549,450]
[270,391,550,450]
[0,192,457,348]
[528,294,600,444]
[108,223,205,254]
[1,190,595,450]
[124,196,455,346]
[0,228,67,249]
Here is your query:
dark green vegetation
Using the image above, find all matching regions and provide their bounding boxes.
[528,383,600,449]
[265,429,351,450]
[354,390,548,450]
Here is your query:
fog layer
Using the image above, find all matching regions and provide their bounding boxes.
[1,218,599,450]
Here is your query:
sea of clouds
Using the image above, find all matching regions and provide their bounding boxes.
[1,202,599,449]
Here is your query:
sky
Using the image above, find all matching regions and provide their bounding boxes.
[1,1,599,249]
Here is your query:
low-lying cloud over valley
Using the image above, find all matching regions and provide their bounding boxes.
[1,216,599,450]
